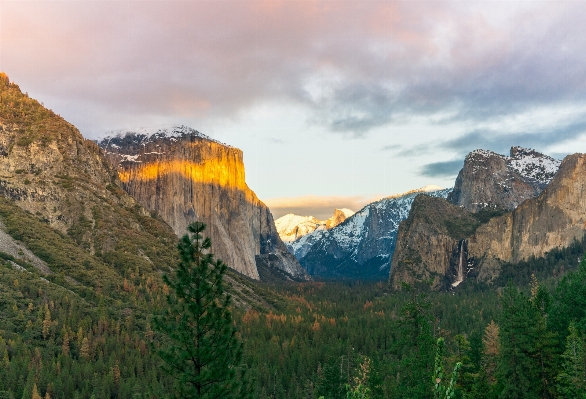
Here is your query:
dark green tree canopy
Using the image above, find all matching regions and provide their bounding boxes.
[153,222,249,399]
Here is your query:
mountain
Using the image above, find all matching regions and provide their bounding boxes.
[448,146,561,212]
[0,72,275,305]
[98,126,309,281]
[391,151,586,290]
[0,73,178,287]
[468,153,586,282]
[297,186,451,280]
[275,208,354,249]
[389,195,492,290]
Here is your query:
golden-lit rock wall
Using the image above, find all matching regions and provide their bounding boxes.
[101,133,308,281]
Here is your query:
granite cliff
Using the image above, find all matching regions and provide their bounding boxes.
[390,152,586,290]
[448,147,560,212]
[468,153,586,283]
[389,195,483,290]
[0,72,283,314]
[98,126,308,281]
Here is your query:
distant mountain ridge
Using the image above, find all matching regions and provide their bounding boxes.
[98,125,309,281]
[275,208,354,243]
[295,186,451,279]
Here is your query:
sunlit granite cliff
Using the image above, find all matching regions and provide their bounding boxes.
[98,126,309,281]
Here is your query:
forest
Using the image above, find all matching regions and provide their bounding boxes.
[1,226,586,398]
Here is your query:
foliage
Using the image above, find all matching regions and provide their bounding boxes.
[433,338,461,399]
[152,222,249,399]
[556,323,586,398]
[443,207,506,240]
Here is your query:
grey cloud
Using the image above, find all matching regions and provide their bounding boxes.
[441,120,586,156]
[4,1,586,138]
[420,160,463,178]
[265,138,286,145]
[381,144,401,151]
[416,118,586,179]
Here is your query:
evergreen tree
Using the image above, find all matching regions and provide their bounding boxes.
[393,284,435,399]
[497,281,557,399]
[551,254,586,340]
[529,280,557,399]
[497,282,538,399]
[152,222,249,399]
[432,338,461,399]
[556,323,586,398]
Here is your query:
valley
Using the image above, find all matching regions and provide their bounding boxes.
[1,72,586,399]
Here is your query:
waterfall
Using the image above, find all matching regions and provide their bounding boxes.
[452,240,466,288]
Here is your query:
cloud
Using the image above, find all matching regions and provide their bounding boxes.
[420,160,464,179]
[381,144,401,151]
[442,123,586,156]
[265,137,286,145]
[4,1,586,138]
[264,194,384,220]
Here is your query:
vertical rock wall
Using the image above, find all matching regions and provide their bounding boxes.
[99,128,308,281]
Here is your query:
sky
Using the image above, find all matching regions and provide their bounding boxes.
[2,0,586,219]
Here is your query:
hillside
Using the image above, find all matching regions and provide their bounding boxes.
[98,127,308,281]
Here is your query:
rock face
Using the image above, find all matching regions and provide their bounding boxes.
[448,147,560,212]
[98,126,308,281]
[389,195,479,290]
[298,187,451,280]
[390,153,586,290]
[468,153,586,282]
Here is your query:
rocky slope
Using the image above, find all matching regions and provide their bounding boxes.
[448,147,560,212]
[468,153,586,282]
[298,186,451,279]
[391,152,586,290]
[98,126,308,281]
[0,72,180,289]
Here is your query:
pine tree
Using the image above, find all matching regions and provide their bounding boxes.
[481,320,500,385]
[394,283,435,399]
[432,338,461,399]
[497,282,538,399]
[31,384,41,399]
[152,222,249,399]
[556,323,586,398]
[497,281,557,399]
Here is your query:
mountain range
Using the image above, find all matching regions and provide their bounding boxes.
[279,186,451,279]
[1,71,584,293]
[391,146,571,290]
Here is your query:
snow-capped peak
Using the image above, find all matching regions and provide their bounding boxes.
[507,146,560,185]
[275,208,355,244]
[383,185,445,200]
[465,147,560,186]
[98,125,230,148]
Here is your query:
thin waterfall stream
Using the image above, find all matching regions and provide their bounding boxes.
[452,239,465,287]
